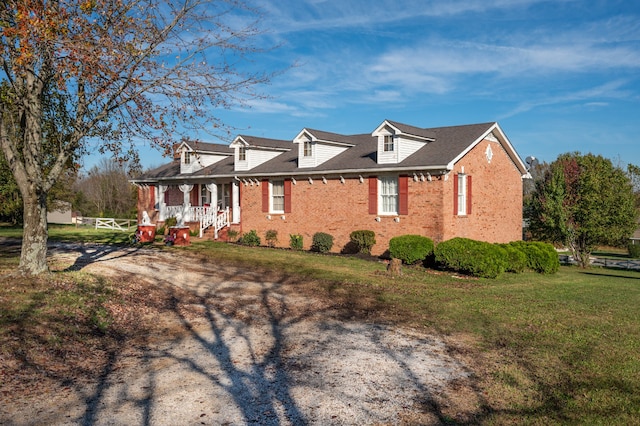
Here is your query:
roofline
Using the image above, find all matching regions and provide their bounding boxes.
[447,122,529,176]
[293,128,356,147]
[129,165,452,184]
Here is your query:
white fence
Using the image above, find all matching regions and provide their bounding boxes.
[75,217,136,231]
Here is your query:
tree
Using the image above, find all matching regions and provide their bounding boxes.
[1,0,272,275]
[526,153,638,268]
[74,159,137,218]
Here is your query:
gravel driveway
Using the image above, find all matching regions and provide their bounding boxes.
[5,244,479,425]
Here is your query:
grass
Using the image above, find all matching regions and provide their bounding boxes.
[1,227,640,424]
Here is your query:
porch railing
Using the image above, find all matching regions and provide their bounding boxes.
[163,205,230,238]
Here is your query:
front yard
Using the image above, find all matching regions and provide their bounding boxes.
[1,227,639,424]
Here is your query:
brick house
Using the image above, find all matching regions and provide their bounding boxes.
[131,120,530,255]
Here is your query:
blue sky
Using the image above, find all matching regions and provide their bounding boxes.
[88,0,640,171]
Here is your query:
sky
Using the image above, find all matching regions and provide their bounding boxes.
[85,0,640,171]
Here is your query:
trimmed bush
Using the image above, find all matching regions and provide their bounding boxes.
[227,229,239,242]
[509,241,559,274]
[265,229,278,247]
[289,234,303,250]
[628,243,640,259]
[434,237,507,278]
[499,243,527,274]
[349,230,376,254]
[239,229,261,247]
[389,235,434,265]
[311,232,334,253]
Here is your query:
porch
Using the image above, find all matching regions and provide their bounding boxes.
[156,182,241,239]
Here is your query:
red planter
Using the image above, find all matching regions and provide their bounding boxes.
[169,226,191,246]
[137,225,156,243]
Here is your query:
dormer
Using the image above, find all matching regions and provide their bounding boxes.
[293,129,354,168]
[230,135,291,172]
[177,140,233,174]
[372,120,436,165]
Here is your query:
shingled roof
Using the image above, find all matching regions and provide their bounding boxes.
[132,120,527,183]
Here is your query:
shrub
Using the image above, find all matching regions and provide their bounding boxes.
[509,241,559,274]
[265,229,278,247]
[227,229,239,242]
[289,234,303,250]
[164,217,177,228]
[156,225,166,235]
[239,230,261,247]
[628,243,640,259]
[434,237,507,278]
[189,229,199,237]
[498,243,527,273]
[389,235,434,265]
[311,232,334,253]
[349,230,376,254]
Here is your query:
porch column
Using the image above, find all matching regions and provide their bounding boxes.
[232,181,240,223]
[205,183,218,214]
[178,184,193,222]
[158,185,168,221]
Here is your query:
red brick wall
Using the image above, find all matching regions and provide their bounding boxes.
[239,176,446,255]
[238,137,522,255]
[442,139,523,243]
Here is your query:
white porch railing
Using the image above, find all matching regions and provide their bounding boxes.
[163,205,230,238]
[213,207,230,239]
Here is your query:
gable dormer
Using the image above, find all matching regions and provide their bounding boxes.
[177,141,233,174]
[293,129,354,168]
[372,120,436,165]
[230,135,290,172]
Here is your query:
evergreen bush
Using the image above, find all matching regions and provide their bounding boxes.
[311,232,334,253]
[509,241,559,274]
[389,235,434,265]
[499,243,527,273]
[434,237,507,278]
[349,230,376,254]
[239,230,261,247]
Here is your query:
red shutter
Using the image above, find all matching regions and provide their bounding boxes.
[261,180,269,212]
[190,186,199,206]
[149,185,155,210]
[284,179,292,213]
[453,174,459,215]
[398,176,408,215]
[368,176,377,214]
[466,175,472,215]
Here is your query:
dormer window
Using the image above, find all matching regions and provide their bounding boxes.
[238,146,247,161]
[303,140,313,157]
[184,151,191,164]
[383,135,394,152]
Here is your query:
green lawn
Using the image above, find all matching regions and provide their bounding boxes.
[2,227,639,424]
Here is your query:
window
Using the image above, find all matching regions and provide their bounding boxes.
[200,184,210,206]
[454,174,472,216]
[184,151,191,164]
[217,183,230,209]
[271,180,285,213]
[303,140,313,157]
[383,135,394,152]
[379,176,398,214]
[238,146,246,161]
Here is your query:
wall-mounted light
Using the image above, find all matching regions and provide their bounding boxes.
[322,177,327,184]
[308,177,313,184]
[291,177,297,185]
[340,176,345,184]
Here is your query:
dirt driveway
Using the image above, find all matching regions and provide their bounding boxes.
[4,243,483,425]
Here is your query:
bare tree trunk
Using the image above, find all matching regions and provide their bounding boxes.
[20,192,49,275]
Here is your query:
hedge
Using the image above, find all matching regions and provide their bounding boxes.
[389,235,434,265]
[434,237,507,278]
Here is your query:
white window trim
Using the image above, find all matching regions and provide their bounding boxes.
[238,146,247,162]
[379,176,398,215]
[383,135,395,152]
[303,140,313,157]
[270,180,285,214]
[457,174,467,216]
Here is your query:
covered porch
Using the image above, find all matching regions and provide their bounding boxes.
[156,181,241,239]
